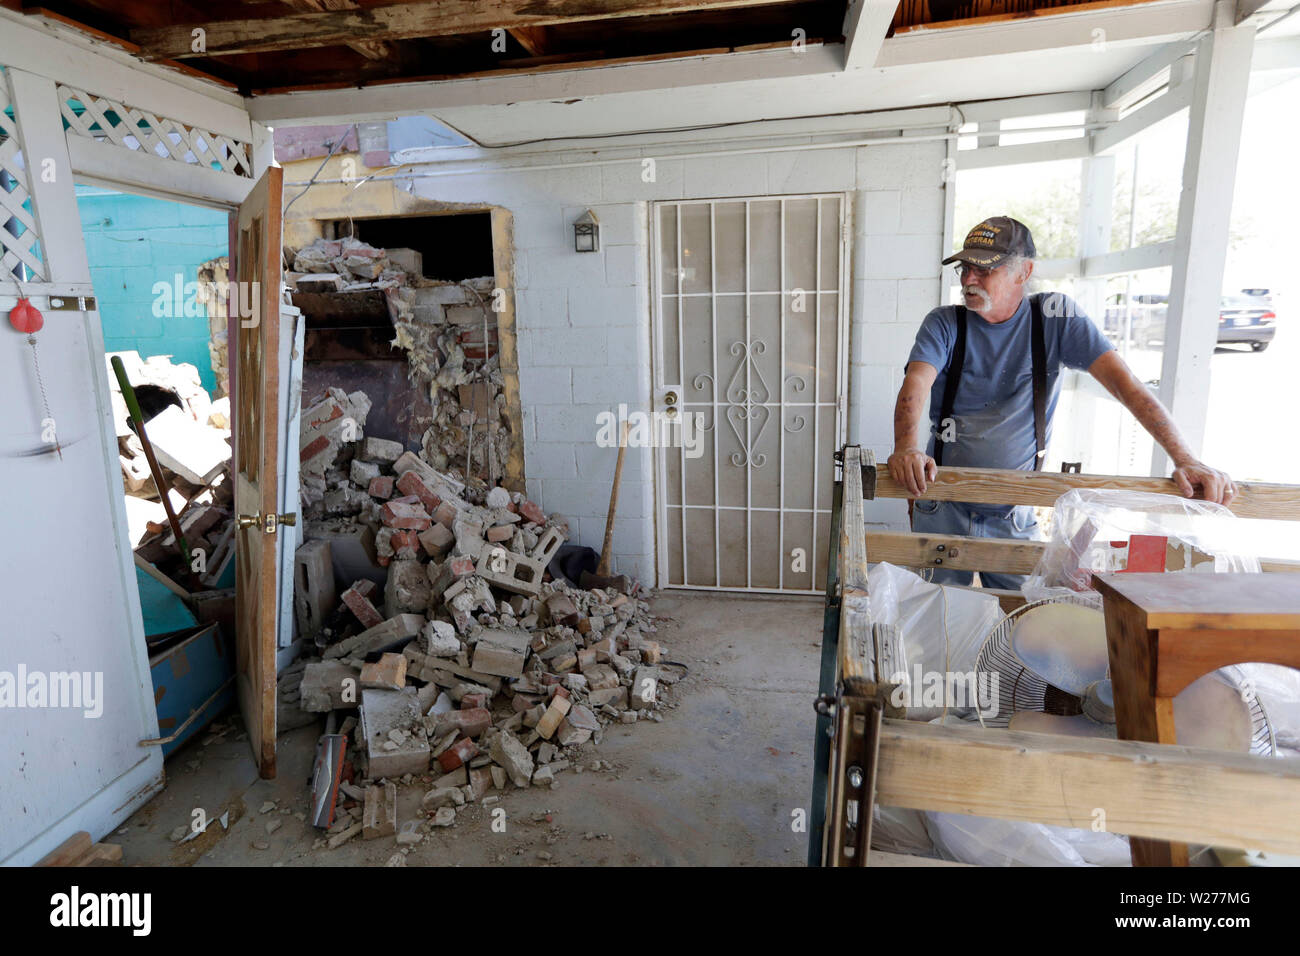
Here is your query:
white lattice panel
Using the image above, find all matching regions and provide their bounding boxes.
[0,70,48,281]
[58,83,252,179]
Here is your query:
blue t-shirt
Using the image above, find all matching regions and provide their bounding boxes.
[906,292,1113,483]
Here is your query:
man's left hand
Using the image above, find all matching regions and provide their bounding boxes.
[1171,460,1236,506]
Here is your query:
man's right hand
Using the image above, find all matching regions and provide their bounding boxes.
[888,448,938,497]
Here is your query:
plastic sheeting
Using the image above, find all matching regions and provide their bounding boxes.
[867,562,1003,721]
[1023,489,1261,606]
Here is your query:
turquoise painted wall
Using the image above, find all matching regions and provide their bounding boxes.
[75,185,227,395]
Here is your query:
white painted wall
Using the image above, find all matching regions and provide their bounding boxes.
[404,127,948,581]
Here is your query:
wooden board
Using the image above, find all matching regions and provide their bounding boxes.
[874,719,1300,855]
[35,831,92,866]
[837,447,874,682]
[873,465,1300,520]
[867,530,1044,574]
[233,165,283,779]
[1093,572,1300,630]
[132,0,810,60]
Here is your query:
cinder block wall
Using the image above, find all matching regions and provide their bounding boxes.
[368,133,947,583]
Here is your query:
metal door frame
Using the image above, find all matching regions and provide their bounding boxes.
[650,192,850,593]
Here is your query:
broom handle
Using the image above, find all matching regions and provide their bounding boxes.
[111,356,190,565]
[598,422,629,577]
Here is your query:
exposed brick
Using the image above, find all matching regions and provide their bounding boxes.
[300,434,332,464]
[341,581,383,628]
[433,500,459,529]
[390,529,420,560]
[396,471,440,512]
[519,499,545,525]
[382,499,432,530]
[368,475,394,499]
[485,524,513,543]
[436,737,479,773]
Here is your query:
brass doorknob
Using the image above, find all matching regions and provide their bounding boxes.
[664,390,678,405]
[237,513,261,529]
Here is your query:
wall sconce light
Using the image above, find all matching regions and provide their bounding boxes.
[573,209,599,253]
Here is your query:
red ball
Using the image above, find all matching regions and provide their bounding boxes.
[9,298,43,334]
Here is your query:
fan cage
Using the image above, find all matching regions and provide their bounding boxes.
[972,597,1275,757]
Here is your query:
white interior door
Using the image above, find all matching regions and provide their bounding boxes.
[652,195,848,593]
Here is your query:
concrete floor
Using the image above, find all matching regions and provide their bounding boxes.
[112,590,824,867]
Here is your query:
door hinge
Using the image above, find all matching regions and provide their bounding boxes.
[46,295,97,311]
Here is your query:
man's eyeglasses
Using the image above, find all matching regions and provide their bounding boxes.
[956,260,1003,278]
[953,262,999,280]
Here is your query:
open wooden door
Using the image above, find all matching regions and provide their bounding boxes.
[233,166,283,778]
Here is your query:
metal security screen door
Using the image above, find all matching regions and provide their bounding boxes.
[653,195,848,592]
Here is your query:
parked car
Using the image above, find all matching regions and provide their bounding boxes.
[1104,289,1278,352]
[1217,292,1276,352]
[1103,292,1168,349]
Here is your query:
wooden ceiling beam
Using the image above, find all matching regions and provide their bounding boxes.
[132,0,808,60]
[508,26,548,56]
[278,0,392,60]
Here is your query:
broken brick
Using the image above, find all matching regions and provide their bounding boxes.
[382,499,432,531]
[519,499,545,525]
[368,475,395,499]
[360,652,407,690]
[390,529,420,559]
[396,471,440,512]
[437,737,479,773]
[341,581,383,629]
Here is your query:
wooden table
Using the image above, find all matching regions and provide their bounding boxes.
[1092,572,1300,867]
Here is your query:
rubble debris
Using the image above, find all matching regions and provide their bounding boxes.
[283,376,673,843]
[363,782,397,840]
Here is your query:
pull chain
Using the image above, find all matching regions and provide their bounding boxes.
[27,332,62,460]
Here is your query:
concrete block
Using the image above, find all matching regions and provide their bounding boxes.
[474,547,544,597]
[361,436,404,463]
[360,687,429,778]
[294,539,335,641]
[325,613,425,659]
[470,627,531,679]
[305,521,384,588]
[629,666,658,710]
[489,730,534,787]
[363,782,397,839]
[145,405,231,484]
[299,660,359,712]
[385,558,430,614]
[859,189,902,235]
[421,619,460,657]
[530,526,565,566]
[350,458,380,486]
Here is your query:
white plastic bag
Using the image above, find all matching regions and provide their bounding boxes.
[868,562,1003,720]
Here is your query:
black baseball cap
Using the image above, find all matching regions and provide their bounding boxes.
[942,216,1036,268]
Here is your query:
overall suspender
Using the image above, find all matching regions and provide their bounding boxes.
[934,295,1047,471]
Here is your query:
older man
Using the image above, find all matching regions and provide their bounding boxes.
[888,215,1235,588]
